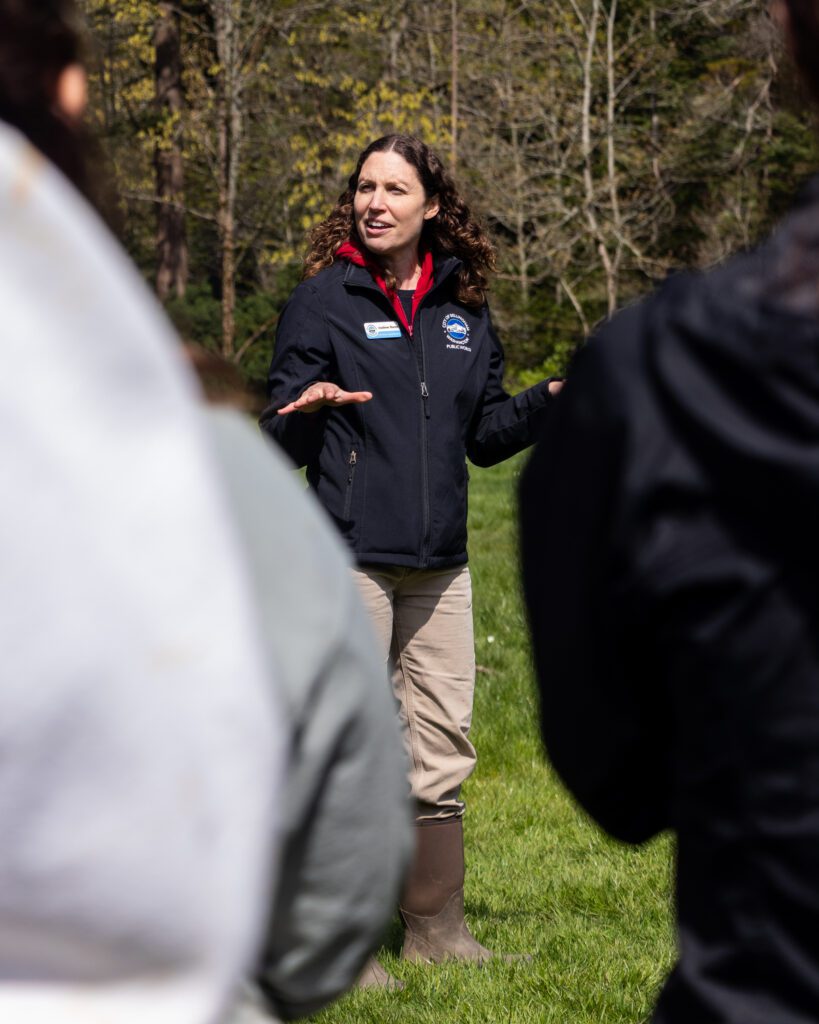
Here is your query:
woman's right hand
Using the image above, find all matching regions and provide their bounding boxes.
[277,382,373,415]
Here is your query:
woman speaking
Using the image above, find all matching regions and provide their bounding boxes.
[261,134,559,975]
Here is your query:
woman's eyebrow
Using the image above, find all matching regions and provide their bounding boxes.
[358,176,412,188]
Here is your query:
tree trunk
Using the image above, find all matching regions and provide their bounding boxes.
[649,3,662,186]
[604,0,620,315]
[511,121,529,304]
[155,2,188,302]
[577,0,616,317]
[214,0,242,359]
[450,0,458,170]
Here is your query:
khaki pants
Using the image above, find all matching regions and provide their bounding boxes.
[352,565,477,821]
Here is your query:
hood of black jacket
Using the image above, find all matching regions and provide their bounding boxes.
[647,180,819,566]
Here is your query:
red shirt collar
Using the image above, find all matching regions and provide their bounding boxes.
[336,240,434,336]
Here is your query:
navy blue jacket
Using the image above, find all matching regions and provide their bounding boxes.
[260,255,554,568]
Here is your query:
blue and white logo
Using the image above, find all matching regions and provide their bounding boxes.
[442,314,470,345]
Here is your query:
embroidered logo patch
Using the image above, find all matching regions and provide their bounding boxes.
[364,321,402,340]
[442,313,471,351]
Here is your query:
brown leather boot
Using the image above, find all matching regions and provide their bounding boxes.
[355,954,404,990]
[399,817,494,964]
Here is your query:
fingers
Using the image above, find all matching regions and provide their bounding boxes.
[277,382,337,415]
[276,401,302,415]
[277,383,373,415]
[302,383,339,405]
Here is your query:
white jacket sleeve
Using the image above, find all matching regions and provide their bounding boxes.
[0,122,285,1024]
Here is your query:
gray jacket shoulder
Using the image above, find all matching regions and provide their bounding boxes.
[204,408,411,1020]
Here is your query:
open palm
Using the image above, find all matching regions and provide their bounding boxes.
[277,382,373,415]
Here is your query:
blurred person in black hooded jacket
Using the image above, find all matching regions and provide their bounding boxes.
[519,2,819,1022]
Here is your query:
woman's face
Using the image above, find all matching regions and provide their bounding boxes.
[353,150,439,265]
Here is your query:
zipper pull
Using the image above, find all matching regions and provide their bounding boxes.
[420,382,430,418]
[349,449,358,466]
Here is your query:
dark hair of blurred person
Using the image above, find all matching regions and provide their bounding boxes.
[0,0,91,195]
[781,0,819,102]
[520,2,819,1023]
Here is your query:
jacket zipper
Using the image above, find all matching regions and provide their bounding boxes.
[343,448,358,521]
[413,307,432,567]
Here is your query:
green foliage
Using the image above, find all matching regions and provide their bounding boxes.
[492,279,588,381]
[513,344,577,391]
[164,282,292,382]
[165,282,222,349]
[82,0,818,380]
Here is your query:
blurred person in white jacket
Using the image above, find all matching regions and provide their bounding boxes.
[0,2,285,1021]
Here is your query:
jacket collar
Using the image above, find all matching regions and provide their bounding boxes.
[340,251,462,298]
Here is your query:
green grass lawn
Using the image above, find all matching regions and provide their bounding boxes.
[312,453,675,1023]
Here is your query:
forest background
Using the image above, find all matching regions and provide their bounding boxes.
[80,0,819,394]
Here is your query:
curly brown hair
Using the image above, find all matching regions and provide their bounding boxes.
[304,135,496,309]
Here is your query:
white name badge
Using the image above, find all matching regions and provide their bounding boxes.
[364,321,402,340]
